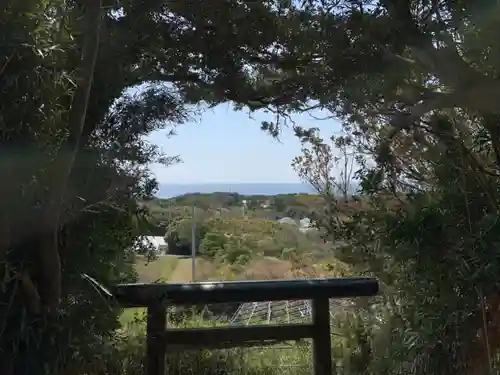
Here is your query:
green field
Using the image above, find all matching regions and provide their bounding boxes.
[120,255,181,327]
[134,255,180,282]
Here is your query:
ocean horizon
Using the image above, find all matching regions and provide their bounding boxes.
[156,182,316,198]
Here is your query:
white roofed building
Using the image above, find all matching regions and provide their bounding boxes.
[278,217,297,226]
[136,235,168,255]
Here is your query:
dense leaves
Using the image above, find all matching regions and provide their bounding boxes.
[293,85,500,375]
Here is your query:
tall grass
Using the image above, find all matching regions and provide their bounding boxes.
[109,309,313,375]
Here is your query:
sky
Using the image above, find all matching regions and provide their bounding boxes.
[147,103,343,184]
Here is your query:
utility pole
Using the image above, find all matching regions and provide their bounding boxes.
[242,200,247,216]
[191,205,196,282]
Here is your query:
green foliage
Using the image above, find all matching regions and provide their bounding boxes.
[115,311,313,375]
[154,198,333,266]
[9,0,500,374]
[293,117,500,375]
[199,232,226,258]
[370,168,500,374]
[149,192,324,222]
[196,216,279,263]
[165,214,208,255]
[0,0,218,372]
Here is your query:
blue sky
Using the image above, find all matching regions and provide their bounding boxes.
[147,103,342,184]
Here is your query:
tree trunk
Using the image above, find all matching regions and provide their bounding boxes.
[38,0,103,311]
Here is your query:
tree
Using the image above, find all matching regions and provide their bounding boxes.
[212,1,500,198]
[0,0,290,305]
[14,1,500,373]
[165,213,208,255]
[293,127,358,199]
[0,1,198,371]
[174,2,500,373]
[199,231,227,258]
[272,4,500,368]
[292,127,361,245]
[221,1,500,120]
[1,0,290,372]
[290,92,500,375]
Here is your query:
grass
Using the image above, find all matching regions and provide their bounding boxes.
[119,255,180,327]
[115,254,346,374]
[118,311,313,375]
[134,254,180,282]
[120,255,220,327]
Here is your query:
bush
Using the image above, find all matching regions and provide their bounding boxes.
[109,310,313,375]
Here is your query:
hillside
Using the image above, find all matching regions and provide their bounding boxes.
[134,191,364,285]
[140,190,393,239]
[141,192,329,234]
[156,183,315,198]
[134,252,352,284]
[147,191,325,215]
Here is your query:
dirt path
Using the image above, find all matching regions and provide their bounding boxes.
[168,257,218,282]
[134,255,179,282]
[169,258,198,282]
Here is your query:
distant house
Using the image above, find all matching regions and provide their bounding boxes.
[278,217,297,226]
[278,217,315,233]
[136,235,168,255]
[260,199,272,208]
[299,218,313,232]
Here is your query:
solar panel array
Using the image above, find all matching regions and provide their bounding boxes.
[230,299,351,325]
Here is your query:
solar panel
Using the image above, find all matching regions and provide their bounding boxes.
[230,299,353,325]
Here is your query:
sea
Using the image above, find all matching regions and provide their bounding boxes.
[156,182,316,198]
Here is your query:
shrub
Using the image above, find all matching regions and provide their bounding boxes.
[109,310,313,375]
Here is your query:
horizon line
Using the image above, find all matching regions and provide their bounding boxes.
[156,182,309,185]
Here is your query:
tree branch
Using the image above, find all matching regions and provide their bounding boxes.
[383,0,484,90]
